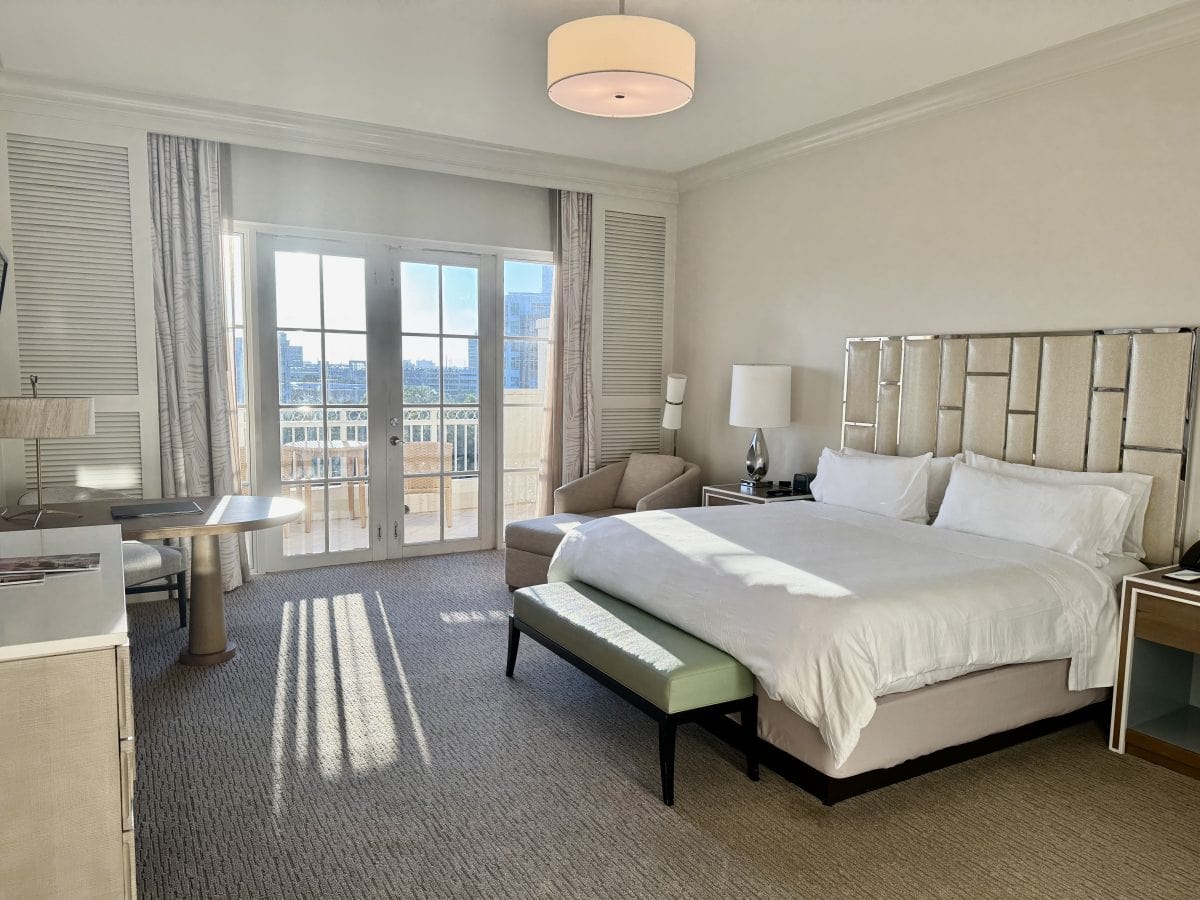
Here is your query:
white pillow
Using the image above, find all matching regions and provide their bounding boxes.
[811,448,932,522]
[933,461,1133,566]
[962,451,1153,559]
[927,456,958,520]
[843,448,959,521]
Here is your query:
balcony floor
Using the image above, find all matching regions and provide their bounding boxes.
[280,487,536,557]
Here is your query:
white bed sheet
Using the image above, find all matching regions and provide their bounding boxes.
[548,501,1120,767]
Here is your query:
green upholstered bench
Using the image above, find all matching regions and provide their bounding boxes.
[506,581,758,805]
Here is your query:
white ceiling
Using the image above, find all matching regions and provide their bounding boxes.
[0,1,1188,173]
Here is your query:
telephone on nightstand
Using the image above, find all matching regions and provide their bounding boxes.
[1162,541,1200,582]
[792,473,817,494]
[1179,541,1200,571]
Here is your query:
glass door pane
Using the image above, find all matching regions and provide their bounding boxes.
[392,257,488,552]
[272,247,372,559]
[501,260,554,527]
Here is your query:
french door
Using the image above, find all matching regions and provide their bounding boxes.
[255,235,497,570]
[385,249,496,558]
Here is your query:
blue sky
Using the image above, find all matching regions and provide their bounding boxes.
[504,260,547,295]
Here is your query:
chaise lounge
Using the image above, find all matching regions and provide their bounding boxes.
[504,452,701,590]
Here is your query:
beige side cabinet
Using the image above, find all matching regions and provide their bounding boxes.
[0,524,136,898]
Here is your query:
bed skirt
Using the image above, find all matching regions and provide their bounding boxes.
[756,658,1106,779]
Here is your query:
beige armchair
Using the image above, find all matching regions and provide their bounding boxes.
[553,455,701,515]
[504,453,701,590]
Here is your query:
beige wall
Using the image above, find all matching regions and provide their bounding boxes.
[674,44,1200,502]
[231,145,553,251]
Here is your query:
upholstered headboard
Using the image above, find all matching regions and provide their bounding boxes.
[842,329,1197,565]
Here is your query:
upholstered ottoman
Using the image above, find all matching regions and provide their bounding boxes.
[503,513,602,589]
[503,453,702,590]
[506,581,758,805]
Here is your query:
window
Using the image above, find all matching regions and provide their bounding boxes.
[222,232,251,495]
[501,260,554,526]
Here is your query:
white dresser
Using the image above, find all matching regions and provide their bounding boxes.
[0,524,136,899]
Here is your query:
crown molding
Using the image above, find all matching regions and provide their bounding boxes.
[4,1,1198,203]
[0,70,679,205]
[678,1,1200,193]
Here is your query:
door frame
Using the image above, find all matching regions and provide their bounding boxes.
[254,231,386,572]
[249,223,542,571]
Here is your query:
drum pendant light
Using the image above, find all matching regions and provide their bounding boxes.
[547,1,696,118]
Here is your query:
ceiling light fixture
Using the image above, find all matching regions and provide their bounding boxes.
[547,0,696,118]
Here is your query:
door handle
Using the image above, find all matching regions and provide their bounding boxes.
[393,521,399,540]
[389,435,401,446]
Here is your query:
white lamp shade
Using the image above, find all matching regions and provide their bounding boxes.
[665,373,687,404]
[662,402,683,431]
[0,396,95,438]
[729,364,791,428]
[547,15,695,118]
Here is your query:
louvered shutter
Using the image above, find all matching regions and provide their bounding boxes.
[597,209,669,464]
[5,132,155,496]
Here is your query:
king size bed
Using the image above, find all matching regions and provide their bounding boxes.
[546,327,1197,802]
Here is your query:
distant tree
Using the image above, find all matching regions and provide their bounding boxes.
[403,385,440,404]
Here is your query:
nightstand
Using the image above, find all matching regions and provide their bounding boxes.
[1110,567,1200,780]
[701,483,813,507]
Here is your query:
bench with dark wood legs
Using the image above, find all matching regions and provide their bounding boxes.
[506,581,759,806]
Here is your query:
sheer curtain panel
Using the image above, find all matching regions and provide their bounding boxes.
[559,192,596,482]
[148,133,245,590]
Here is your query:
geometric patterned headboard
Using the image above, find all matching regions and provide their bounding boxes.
[842,329,1197,565]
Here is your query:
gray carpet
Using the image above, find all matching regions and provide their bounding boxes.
[129,551,1200,899]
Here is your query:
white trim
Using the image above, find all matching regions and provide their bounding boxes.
[3,2,1197,202]
[678,1,1200,191]
[590,195,677,463]
[0,70,678,205]
[241,220,546,263]
[0,631,128,664]
[0,130,19,502]
[0,113,162,503]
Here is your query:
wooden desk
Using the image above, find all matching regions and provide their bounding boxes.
[0,495,302,667]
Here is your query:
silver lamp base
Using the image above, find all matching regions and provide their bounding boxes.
[2,506,82,529]
[1,428,83,528]
[741,427,770,486]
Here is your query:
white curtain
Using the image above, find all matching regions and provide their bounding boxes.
[147,133,245,590]
[557,190,596,484]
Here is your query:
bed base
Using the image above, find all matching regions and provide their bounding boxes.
[701,701,1107,805]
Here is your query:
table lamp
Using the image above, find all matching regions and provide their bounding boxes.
[661,373,687,456]
[729,364,791,487]
[0,375,96,527]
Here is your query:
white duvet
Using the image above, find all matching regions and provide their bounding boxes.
[547,501,1119,768]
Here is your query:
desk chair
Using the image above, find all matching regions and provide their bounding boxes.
[17,486,190,628]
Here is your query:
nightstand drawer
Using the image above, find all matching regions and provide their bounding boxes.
[1135,592,1200,654]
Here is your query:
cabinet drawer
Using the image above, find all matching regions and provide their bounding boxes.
[117,645,134,740]
[119,738,136,832]
[1134,592,1200,654]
